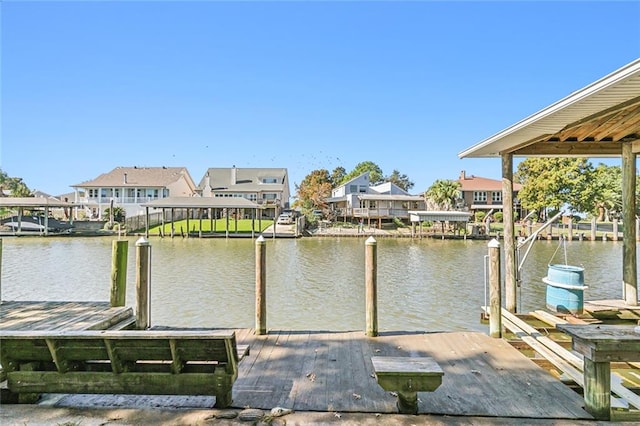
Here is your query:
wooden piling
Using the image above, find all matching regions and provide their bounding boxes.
[0,238,2,299]
[622,142,638,306]
[365,236,378,337]
[488,239,502,338]
[255,235,267,335]
[135,237,151,330]
[567,220,573,241]
[612,219,618,241]
[110,240,128,307]
[590,217,597,241]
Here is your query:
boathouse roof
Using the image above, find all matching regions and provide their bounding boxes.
[141,196,260,209]
[0,196,74,208]
[408,210,472,222]
[459,58,640,158]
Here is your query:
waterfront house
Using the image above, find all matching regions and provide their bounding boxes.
[72,166,197,220]
[196,166,290,219]
[327,172,425,225]
[457,170,525,220]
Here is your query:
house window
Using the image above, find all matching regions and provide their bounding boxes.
[492,191,502,203]
[262,178,278,184]
[263,193,277,200]
[349,185,358,193]
[359,185,367,193]
[88,189,98,198]
[473,191,487,203]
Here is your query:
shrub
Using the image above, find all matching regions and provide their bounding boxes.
[493,212,503,222]
[475,211,486,222]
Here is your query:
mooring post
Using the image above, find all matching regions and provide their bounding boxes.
[488,238,502,338]
[110,240,128,307]
[591,217,597,241]
[135,237,151,330]
[0,238,3,300]
[612,219,618,241]
[365,236,378,337]
[567,219,573,242]
[255,235,267,335]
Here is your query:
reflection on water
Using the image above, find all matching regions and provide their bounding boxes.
[1,236,627,333]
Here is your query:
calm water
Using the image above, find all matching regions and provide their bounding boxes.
[1,236,626,333]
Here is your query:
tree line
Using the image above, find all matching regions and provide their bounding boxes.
[295,158,630,223]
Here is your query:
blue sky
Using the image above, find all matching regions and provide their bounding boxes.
[2,1,639,198]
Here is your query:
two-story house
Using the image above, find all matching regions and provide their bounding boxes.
[196,166,290,219]
[327,172,425,226]
[457,170,525,219]
[72,166,197,220]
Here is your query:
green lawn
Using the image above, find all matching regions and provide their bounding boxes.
[149,218,273,234]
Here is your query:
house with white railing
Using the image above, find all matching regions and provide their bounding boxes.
[327,172,425,226]
[71,166,197,220]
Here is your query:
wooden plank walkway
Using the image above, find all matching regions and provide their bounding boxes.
[0,301,135,331]
[0,303,593,420]
[229,329,592,419]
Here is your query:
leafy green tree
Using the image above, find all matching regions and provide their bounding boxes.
[293,169,333,219]
[0,169,32,197]
[385,169,414,191]
[425,179,461,210]
[341,161,384,186]
[515,158,595,218]
[330,166,346,188]
[591,163,622,221]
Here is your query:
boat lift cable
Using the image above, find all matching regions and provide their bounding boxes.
[548,237,569,267]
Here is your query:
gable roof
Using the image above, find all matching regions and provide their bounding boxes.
[458,172,522,192]
[72,167,194,188]
[198,167,288,192]
[370,181,410,195]
[337,172,370,188]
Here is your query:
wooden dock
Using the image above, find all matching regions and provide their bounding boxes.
[228,330,591,418]
[0,301,135,331]
[0,302,595,420]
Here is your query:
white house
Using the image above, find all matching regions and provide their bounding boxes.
[327,173,425,225]
[72,166,197,220]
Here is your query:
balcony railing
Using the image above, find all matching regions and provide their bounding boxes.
[335,208,411,219]
[79,196,158,204]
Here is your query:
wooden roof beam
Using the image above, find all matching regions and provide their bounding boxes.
[513,142,622,156]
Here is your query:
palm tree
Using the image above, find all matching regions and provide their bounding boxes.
[425,179,461,210]
[424,180,462,233]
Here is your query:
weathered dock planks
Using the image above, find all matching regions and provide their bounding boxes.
[230,329,591,419]
[0,301,135,331]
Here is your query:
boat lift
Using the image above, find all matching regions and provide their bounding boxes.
[515,210,565,311]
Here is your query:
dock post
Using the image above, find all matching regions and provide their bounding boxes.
[488,239,502,338]
[365,236,378,337]
[110,240,128,307]
[0,238,2,299]
[135,237,151,330]
[612,219,618,241]
[567,220,573,241]
[590,217,597,241]
[255,235,267,335]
